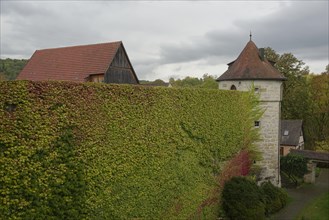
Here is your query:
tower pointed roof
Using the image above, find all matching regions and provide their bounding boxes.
[217,40,286,81]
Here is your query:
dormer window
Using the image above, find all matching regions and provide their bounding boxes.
[230,85,237,90]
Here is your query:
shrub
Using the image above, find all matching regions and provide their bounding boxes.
[221,176,266,220]
[280,153,308,187]
[261,181,288,215]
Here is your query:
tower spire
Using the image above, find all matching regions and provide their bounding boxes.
[249,31,252,41]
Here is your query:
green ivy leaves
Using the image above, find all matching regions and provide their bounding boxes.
[0,81,259,219]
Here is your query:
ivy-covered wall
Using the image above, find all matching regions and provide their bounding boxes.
[0,81,259,219]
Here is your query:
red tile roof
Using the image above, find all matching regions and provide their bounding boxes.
[217,40,286,81]
[17,41,122,82]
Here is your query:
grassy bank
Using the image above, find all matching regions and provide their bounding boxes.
[295,192,329,220]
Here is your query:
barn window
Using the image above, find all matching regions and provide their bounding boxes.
[254,121,260,128]
[230,85,237,90]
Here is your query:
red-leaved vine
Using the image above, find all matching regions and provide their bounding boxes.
[191,150,252,219]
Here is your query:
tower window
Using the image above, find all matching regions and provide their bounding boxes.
[230,85,237,90]
[254,121,260,128]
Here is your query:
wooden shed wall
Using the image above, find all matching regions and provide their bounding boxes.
[105,45,138,84]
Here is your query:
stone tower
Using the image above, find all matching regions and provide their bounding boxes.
[216,40,286,186]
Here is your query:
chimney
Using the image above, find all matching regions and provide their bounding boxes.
[259,48,265,61]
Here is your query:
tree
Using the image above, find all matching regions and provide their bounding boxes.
[265,48,310,120]
[264,49,329,149]
[171,76,202,87]
[0,73,6,81]
[315,140,329,153]
[0,58,28,80]
[308,73,329,149]
[169,74,218,89]
[139,79,168,86]
[322,64,329,75]
[199,74,218,89]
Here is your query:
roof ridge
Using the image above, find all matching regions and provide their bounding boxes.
[36,41,122,52]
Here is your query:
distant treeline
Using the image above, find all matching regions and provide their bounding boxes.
[140,74,219,89]
[0,58,28,80]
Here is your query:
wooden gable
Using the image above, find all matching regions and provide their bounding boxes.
[104,44,139,84]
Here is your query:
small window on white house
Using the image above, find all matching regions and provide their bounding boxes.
[254,121,260,128]
[254,87,260,93]
[284,130,289,136]
[230,85,237,90]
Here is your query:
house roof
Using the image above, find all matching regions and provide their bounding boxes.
[217,40,286,81]
[290,149,329,162]
[17,41,123,82]
[281,120,303,146]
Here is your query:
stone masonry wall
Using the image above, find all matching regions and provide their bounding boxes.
[256,101,281,185]
[218,80,282,186]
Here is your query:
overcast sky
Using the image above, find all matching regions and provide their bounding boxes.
[1,1,328,81]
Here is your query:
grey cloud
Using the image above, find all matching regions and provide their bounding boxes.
[159,42,203,64]
[158,29,249,65]
[158,1,328,67]
[1,1,112,58]
[134,61,160,80]
[1,1,327,78]
[235,1,328,60]
[1,1,53,17]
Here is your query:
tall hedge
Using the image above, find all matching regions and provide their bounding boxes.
[0,81,260,219]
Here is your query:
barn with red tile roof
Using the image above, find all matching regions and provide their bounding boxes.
[17,41,139,84]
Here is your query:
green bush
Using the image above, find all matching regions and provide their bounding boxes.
[0,81,260,219]
[261,181,288,215]
[221,176,266,220]
[281,153,308,187]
